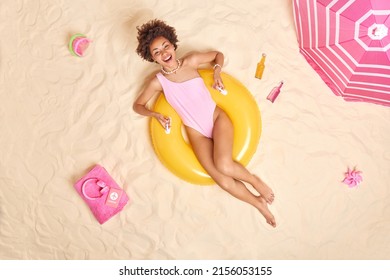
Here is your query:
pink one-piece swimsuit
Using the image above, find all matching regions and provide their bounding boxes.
[156,73,216,138]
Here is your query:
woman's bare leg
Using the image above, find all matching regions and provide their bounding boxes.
[186,128,276,227]
[212,109,274,204]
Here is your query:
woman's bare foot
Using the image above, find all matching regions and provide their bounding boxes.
[256,195,276,227]
[254,175,275,204]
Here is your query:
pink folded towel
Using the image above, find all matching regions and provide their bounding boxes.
[74,165,129,224]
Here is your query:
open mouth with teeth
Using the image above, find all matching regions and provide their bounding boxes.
[163,55,173,63]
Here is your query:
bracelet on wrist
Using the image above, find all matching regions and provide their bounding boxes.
[213,64,222,70]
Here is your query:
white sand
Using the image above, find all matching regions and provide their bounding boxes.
[0,0,389,259]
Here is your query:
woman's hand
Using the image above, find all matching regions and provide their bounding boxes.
[213,69,224,90]
[154,112,171,130]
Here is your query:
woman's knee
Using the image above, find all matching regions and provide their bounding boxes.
[214,157,234,176]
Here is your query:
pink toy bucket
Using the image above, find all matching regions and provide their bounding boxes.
[69,33,91,57]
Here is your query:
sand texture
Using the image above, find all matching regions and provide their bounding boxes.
[0,0,389,259]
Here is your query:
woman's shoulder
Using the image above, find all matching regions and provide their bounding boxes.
[182,51,202,60]
[181,51,203,67]
[143,73,163,92]
[181,50,220,67]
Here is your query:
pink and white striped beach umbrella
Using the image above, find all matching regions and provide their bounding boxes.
[293,0,390,106]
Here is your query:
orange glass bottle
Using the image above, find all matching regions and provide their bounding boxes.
[255,53,266,79]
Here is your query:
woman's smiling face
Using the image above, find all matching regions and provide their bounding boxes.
[150,36,177,67]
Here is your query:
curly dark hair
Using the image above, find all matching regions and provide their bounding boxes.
[136,19,179,62]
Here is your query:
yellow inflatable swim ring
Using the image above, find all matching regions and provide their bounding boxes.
[150,69,261,185]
